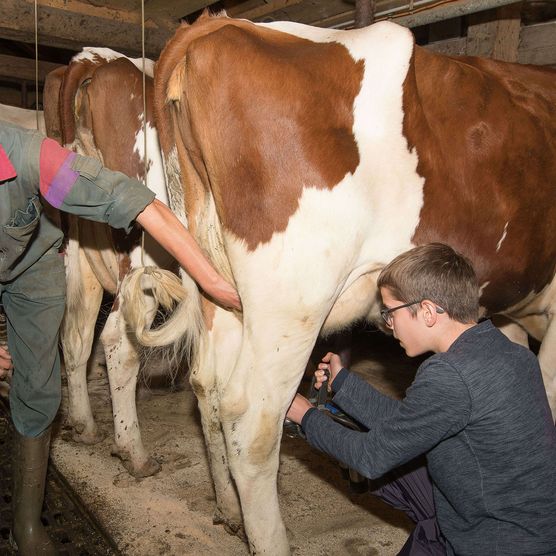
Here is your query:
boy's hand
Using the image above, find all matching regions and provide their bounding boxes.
[315,352,343,390]
[0,345,12,379]
[286,394,313,425]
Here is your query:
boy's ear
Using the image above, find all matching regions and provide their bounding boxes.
[421,300,439,327]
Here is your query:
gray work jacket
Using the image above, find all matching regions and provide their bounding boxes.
[0,121,155,282]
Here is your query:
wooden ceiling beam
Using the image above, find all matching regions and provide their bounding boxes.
[0,0,176,59]
[146,0,218,19]
[227,0,304,19]
[307,0,521,28]
[0,53,64,82]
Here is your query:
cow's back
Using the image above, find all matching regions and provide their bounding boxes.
[405,48,556,313]
[156,15,556,321]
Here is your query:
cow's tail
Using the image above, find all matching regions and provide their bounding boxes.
[120,266,203,359]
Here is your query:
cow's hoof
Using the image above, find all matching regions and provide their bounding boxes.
[70,428,105,445]
[128,456,161,478]
[213,511,247,542]
[111,448,161,478]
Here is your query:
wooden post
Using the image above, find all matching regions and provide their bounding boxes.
[466,1,522,61]
[355,0,377,29]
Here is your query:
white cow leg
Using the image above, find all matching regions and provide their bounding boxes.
[191,307,244,537]
[101,298,160,477]
[538,314,556,421]
[225,411,287,556]
[61,242,104,444]
[221,324,321,555]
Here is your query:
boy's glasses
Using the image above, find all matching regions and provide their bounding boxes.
[380,301,421,327]
[380,300,445,328]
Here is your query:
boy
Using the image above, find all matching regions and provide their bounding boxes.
[287,243,556,555]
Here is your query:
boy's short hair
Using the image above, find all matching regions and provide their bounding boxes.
[377,243,479,323]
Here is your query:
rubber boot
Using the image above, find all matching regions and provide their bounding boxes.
[11,426,58,555]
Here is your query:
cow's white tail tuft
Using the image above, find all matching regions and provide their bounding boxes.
[120,266,203,360]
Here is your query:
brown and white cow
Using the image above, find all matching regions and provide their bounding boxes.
[44,47,188,477]
[122,13,556,554]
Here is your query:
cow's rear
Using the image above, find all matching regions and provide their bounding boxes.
[153,13,556,555]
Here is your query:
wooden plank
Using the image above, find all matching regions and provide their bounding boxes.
[466,2,521,61]
[0,0,175,58]
[492,3,521,62]
[426,36,467,56]
[146,0,217,18]
[229,0,304,20]
[311,0,518,29]
[42,0,213,20]
[0,53,64,82]
[425,19,556,66]
[29,0,150,25]
[255,0,354,25]
[518,20,556,65]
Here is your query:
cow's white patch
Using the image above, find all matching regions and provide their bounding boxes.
[133,115,167,201]
[496,221,509,252]
[233,21,421,315]
[72,47,155,77]
[131,116,173,269]
[73,46,122,63]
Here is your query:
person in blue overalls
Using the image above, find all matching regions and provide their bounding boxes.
[0,121,241,555]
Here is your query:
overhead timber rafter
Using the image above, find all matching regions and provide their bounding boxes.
[1,0,177,59]
[226,0,304,19]
[0,53,63,82]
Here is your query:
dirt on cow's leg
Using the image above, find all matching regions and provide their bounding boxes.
[61,235,105,445]
[220,325,319,556]
[223,401,289,556]
[192,307,245,539]
[102,303,161,478]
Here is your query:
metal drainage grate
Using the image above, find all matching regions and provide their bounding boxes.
[0,397,120,556]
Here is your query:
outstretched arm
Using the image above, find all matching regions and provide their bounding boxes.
[0,346,12,379]
[136,199,241,311]
[33,134,240,309]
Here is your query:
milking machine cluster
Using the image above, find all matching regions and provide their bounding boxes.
[284,371,369,493]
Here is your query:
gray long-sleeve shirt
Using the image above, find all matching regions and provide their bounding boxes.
[302,320,556,555]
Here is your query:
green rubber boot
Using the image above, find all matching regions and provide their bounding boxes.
[11,427,58,555]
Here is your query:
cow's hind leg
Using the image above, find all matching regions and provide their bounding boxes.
[221,317,322,555]
[101,295,160,477]
[61,239,105,444]
[191,306,244,537]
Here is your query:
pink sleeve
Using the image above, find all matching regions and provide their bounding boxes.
[0,144,17,182]
[39,137,79,208]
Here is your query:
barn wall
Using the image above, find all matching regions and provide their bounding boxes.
[426,20,556,67]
